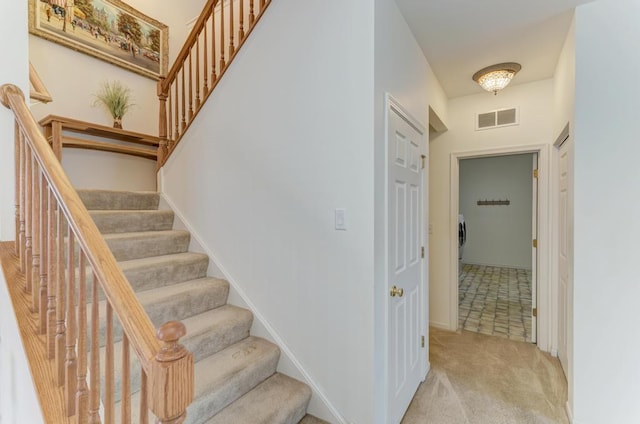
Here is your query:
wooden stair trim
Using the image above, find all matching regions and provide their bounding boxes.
[62,136,158,160]
[0,242,69,424]
[29,62,53,104]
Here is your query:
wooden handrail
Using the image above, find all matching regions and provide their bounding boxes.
[39,115,160,161]
[1,84,194,422]
[157,0,273,168]
[29,62,53,104]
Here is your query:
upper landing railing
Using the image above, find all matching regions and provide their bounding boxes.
[156,0,273,167]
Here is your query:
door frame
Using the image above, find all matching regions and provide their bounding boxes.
[382,94,429,423]
[449,143,553,352]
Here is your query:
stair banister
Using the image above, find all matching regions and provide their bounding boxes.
[1,83,194,423]
[157,0,273,168]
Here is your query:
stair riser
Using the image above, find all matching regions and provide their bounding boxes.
[90,211,175,234]
[105,232,190,261]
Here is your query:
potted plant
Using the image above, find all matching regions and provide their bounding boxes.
[92,80,134,129]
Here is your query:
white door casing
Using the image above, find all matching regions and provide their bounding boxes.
[386,97,427,424]
[449,144,553,353]
[531,153,538,343]
[557,131,572,376]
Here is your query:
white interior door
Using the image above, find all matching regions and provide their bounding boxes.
[558,138,572,376]
[531,154,538,343]
[387,104,424,424]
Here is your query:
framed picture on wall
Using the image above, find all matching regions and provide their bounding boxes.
[29,0,169,80]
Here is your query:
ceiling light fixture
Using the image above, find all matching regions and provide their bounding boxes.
[472,62,522,95]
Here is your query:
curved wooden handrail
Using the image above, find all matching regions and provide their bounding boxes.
[157,0,273,168]
[1,83,194,423]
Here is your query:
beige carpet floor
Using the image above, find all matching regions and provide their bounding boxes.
[401,328,568,424]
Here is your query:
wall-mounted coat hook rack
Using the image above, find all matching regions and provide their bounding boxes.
[477,199,510,206]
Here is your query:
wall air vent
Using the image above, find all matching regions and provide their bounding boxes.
[475,107,519,131]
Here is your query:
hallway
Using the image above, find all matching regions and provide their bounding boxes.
[401,328,568,424]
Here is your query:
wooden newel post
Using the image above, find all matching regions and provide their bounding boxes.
[149,321,194,424]
[157,78,169,170]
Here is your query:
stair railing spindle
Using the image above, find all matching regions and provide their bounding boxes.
[121,334,131,424]
[229,0,235,56]
[46,189,56,358]
[181,66,187,131]
[24,148,32,293]
[188,51,194,120]
[105,302,115,424]
[239,0,245,40]
[211,6,217,83]
[88,271,101,424]
[139,368,148,424]
[76,251,89,423]
[203,23,209,94]
[31,163,41,313]
[19,130,25,272]
[65,229,77,416]
[14,121,20,257]
[220,0,226,70]
[196,38,201,110]
[38,174,48,333]
[55,199,66,385]
[249,0,255,25]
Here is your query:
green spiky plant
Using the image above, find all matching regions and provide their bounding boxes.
[92,80,135,129]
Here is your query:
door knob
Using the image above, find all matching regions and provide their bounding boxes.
[390,285,404,297]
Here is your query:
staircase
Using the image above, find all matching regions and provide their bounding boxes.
[78,189,321,424]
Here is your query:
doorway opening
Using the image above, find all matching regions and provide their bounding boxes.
[449,145,550,349]
[457,153,538,343]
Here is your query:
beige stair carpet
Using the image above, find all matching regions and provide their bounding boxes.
[79,189,320,424]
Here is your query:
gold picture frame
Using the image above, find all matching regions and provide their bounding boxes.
[29,0,169,80]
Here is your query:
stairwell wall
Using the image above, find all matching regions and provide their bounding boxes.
[0,2,43,422]
[160,0,375,422]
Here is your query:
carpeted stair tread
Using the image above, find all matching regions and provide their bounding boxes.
[78,189,160,210]
[187,336,281,423]
[203,373,311,424]
[105,304,253,403]
[94,277,229,346]
[103,230,190,261]
[119,252,209,293]
[181,304,254,361]
[89,209,175,234]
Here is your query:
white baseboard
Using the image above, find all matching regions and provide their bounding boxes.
[565,401,573,423]
[550,349,558,357]
[160,192,346,424]
[430,321,454,331]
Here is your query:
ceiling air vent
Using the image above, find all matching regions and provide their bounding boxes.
[475,107,519,131]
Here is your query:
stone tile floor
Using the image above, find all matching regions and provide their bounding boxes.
[458,264,532,343]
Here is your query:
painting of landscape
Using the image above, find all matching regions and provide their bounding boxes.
[29,0,168,79]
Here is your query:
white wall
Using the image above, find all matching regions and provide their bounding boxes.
[0,0,29,241]
[0,2,43,422]
[373,0,446,421]
[0,266,45,424]
[573,1,640,422]
[459,154,533,268]
[29,0,207,190]
[160,0,375,422]
[429,79,554,330]
[552,14,575,418]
